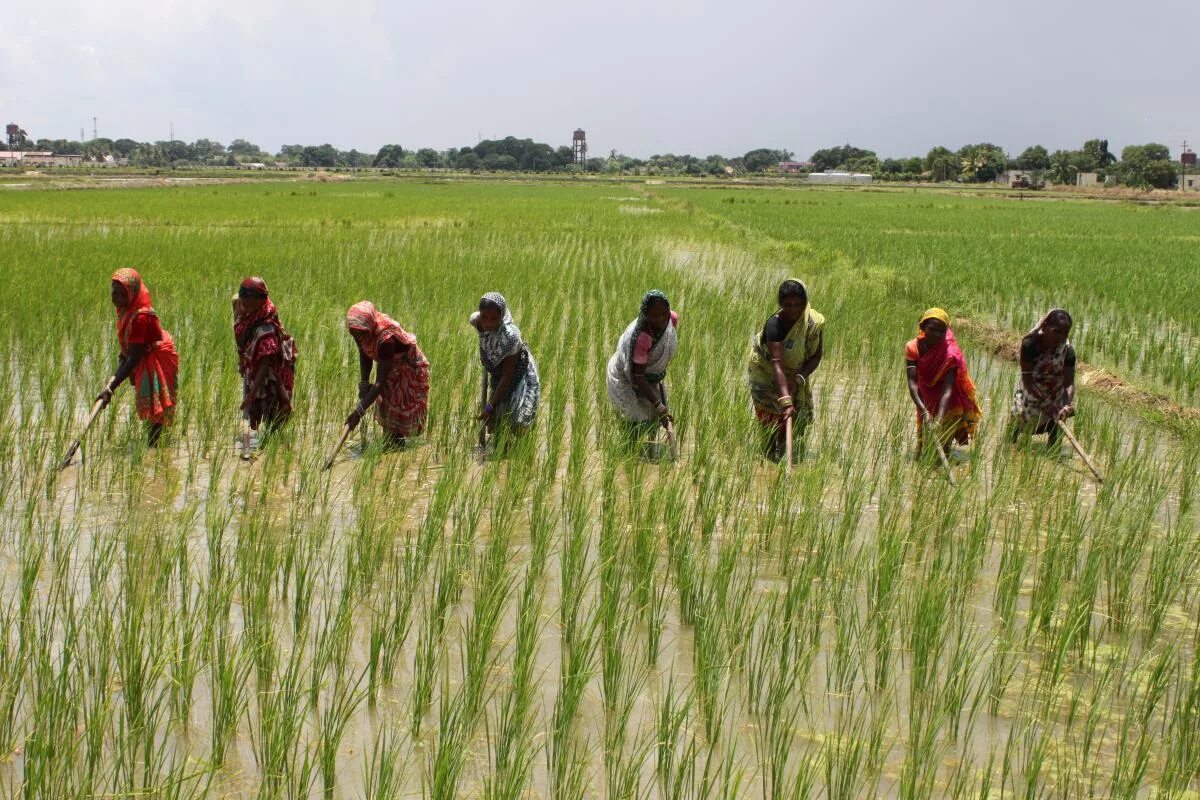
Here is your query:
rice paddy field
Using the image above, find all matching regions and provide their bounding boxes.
[1,176,1198,799]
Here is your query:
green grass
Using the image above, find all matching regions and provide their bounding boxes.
[0,177,1197,798]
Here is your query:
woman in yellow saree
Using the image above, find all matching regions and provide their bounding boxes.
[747,278,825,461]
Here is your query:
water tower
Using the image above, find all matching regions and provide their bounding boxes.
[572,129,587,166]
[6,124,20,150]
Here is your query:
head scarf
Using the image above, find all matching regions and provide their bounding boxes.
[239,276,269,298]
[234,276,281,350]
[1026,308,1072,338]
[919,307,950,328]
[346,301,416,360]
[111,268,154,346]
[472,292,526,371]
[634,289,672,343]
[777,278,808,307]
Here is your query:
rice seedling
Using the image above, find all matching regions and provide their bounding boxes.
[0,177,1195,798]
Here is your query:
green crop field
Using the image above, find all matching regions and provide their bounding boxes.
[0,177,1197,799]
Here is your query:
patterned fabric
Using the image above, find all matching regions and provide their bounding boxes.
[1011,310,1073,426]
[233,278,295,424]
[904,315,981,444]
[112,268,178,425]
[471,292,540,427]
[747,291,825,430]
[606,294,679,423]
[346,301,430,437]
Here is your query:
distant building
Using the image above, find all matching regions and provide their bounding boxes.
[1000,169,1044,187]
[241,162,268,170]
[806,171,872,185]
[1179,172,1199,191]
[0,151,83,167]
[1076,172,1102,188]
[777,161,812,174]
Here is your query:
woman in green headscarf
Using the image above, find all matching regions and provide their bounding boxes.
[747,278,824,459]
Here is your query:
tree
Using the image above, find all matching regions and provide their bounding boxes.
[415,148,441,168]
[1047,150,1078,185]
[809,144,875,172]
[1081,139,1116,170]
[1016,145,1050,170]
[925,146,958,182]
[300,144,337,168]
[743,148,793,172]
[1117,143,1176,188]
[957,143,1006,182]
[373,144,405,168]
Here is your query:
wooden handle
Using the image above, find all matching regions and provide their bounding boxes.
[1059,423,1103,483]
[933,440,957,486]
[784,416,793,474]
[322,424,353,471]
[59,397,108,470]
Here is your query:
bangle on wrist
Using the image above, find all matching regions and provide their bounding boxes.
[485,402,494,414]
[777,395,793,408]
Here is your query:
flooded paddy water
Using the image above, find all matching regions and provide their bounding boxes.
[1,178,1198,798]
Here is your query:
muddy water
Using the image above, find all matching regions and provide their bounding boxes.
[2,313,1197,797]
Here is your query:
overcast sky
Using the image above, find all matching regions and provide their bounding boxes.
[2,0,1196,160]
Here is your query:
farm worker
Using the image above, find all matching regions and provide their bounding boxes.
[470,292,541,440]
[344,301,430,446]
[97,268,179,447]
[747,278,824,461]
[1008,308,1076,446]
[904,308,981,458]
[606,289,679,438]
[233,277,296,435]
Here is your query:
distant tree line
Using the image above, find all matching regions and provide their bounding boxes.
[810,138,1180,189]
[3,127,1184,188]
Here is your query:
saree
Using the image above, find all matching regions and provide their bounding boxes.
[233,278,296,425]
[1011,310,1072,428]
[113,268,178,426]
[606,292,679,423]
[747,305,825,430]
[904,315,981,445]
[471,292,540,428]
[347,301,430,437]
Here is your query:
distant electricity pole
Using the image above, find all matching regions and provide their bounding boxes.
[93,116,98,141]
[170,122,174,141]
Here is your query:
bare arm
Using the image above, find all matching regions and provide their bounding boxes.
[97,345,147,403]
[906,361,928,418]
[1058,353,1076,419]
[936,366,957,419]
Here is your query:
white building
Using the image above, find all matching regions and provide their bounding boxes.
[1179,172,1199,191]
[0,151,84,167]
[806,171,872,185]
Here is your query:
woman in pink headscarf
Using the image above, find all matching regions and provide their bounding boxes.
[904,307,981,457]
[97,268,179,446]
[344,301,430,445]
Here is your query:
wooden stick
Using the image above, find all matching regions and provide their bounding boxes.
[659,384,678,461]
[934,441,957,486]
[59,397,108,470]
[477,369,489,457]
[1058,422,1103,483]
[240,417,254,462]
[784,416,793,475]
[322,423,353,471]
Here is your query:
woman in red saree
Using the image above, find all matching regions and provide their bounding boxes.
[233,277,296,434]
[904,307,981,457]
[98,268,179,446]
[344,301,430,445]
